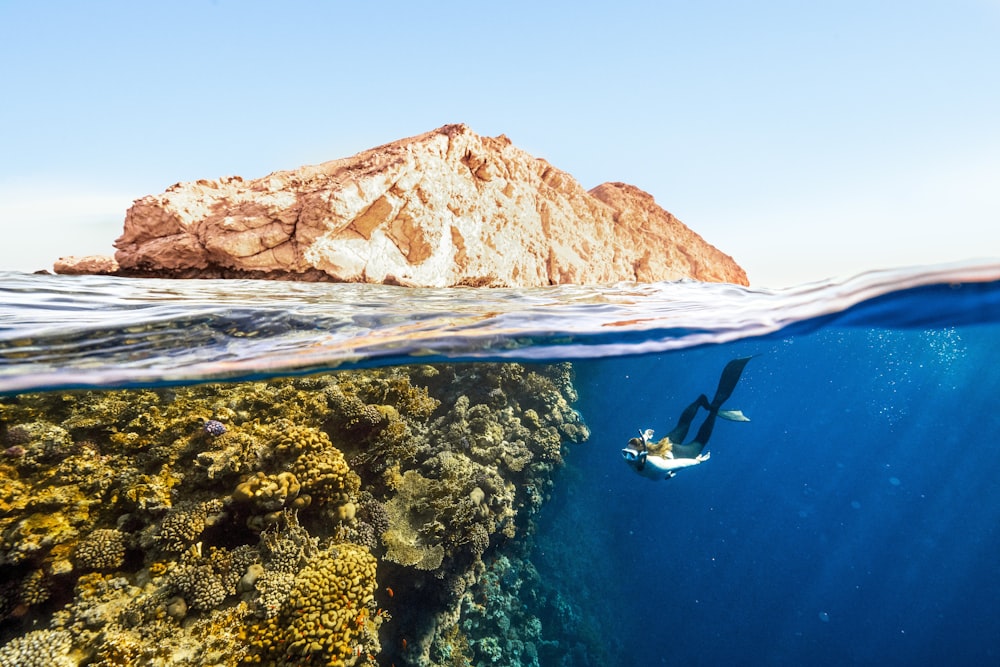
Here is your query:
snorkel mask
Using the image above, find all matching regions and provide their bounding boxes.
[622,431,648,469]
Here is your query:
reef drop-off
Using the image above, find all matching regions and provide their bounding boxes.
[0,362,590,666]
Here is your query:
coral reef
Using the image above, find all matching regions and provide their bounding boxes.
[0,362,588,665]
[454,551,613,667]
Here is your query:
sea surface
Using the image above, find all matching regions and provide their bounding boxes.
[2,260,1000,666]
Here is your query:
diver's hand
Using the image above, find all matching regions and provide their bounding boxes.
[696,451,711,463]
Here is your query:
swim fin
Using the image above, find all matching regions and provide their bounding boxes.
[710,357,752,409]
[718,409,750,422]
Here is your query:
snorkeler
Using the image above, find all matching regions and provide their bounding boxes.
[622,357,752,480]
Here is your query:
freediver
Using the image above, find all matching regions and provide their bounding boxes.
[622,357,752,480]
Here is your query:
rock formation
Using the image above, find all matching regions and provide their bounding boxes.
[107,124,747,286]
[52,254,119,275]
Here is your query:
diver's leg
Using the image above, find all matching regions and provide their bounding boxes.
[684,358,752,454]
[710,357,752,409]
[690,411,719,453]
[672,408,721,459]
[665,394,711,443]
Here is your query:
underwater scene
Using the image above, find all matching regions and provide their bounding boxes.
[1,261,999,666]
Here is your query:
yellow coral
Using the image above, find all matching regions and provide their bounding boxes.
[233,471,307,511]
[244,542,379,666]
[276,426,360,505]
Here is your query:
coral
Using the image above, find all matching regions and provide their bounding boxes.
[168,544,261,612]
[155,502,207,552]
[0,361,589,666]
[259,511,319,575]
[1,509,82,566]
[467,523,490,558]
[279,426,360,505]
[358,493,389,537]
[0,629,76,667]
[233,471,307,512]
[169,559,229,612]
[193,425,272,482]
[382,470,447,571]
[202,419,227,437]
[253,570,296,619]
[460,554,548,667]
[341,520,377,552]
[2,420,73,470]
[244,542,380,666]
[75,528,127,570]
[18,567,52,606]
[329,389,385,435]
[431,622,474,667]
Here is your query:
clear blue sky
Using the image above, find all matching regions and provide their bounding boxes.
[1,1,998,287]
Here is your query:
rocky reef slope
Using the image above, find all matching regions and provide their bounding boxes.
[0,363,592,666]
[94,124,746,286]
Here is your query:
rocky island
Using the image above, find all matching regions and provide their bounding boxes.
[56,124,747,287]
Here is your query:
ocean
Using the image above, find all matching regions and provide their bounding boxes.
[1,260,999,666]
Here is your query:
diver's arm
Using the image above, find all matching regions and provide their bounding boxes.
[653,451,710,471]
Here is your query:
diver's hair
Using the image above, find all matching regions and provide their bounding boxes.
[627,437,643,449]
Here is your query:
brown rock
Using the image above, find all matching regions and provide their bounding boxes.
[587,182,746,285]
[113,125,747,286]
[53,254,120,275]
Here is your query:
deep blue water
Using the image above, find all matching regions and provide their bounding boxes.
[541,319,1000,665]
[2,260,1000,665]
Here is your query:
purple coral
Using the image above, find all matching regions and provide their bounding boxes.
[202,419,227,437]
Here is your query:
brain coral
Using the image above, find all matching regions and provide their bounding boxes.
[244,542,379,666]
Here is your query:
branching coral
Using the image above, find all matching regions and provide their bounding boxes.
[74,528,127,571]
[155,502,208,552]
[0,628,77,667]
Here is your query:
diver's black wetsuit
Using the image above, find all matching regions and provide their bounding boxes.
[667,357,751,459]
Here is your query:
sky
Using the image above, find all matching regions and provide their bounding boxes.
[1,1,998,288]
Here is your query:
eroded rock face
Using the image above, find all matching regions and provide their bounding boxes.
[113,124,747,286]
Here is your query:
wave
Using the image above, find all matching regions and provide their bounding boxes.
[1,259,999,393]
